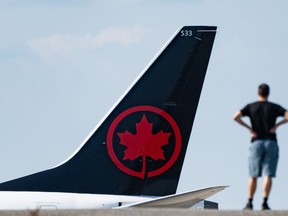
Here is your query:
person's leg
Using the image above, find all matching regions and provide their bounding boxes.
[263,176,272,198]
[244,177,257,210]
[261,140,279,210]
[261,176,272,210]
[244,140,263,210]
[249,177,257,199]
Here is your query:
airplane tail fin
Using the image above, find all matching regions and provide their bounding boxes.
[0,26,217,196]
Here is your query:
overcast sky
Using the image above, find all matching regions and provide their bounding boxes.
[1,0,288,210]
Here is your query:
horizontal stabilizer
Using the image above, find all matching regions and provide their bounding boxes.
[119,186,227,208]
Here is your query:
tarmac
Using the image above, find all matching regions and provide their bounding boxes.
[1,209,288,216]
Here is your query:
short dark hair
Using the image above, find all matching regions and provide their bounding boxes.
[258,83,270,97]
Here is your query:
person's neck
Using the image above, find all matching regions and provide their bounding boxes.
[258,96,268,102]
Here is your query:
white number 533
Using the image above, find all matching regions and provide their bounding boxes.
[180,30,192,36]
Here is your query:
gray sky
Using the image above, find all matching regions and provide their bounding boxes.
[1,0,288,210]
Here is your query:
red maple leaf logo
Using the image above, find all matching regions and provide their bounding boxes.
[117,114,171,176]
[107,106,182,179]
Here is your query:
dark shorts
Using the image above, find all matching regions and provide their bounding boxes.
[249,139,279,177]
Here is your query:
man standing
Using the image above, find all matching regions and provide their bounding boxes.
[233,83,288,210]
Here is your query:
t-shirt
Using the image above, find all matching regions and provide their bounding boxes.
[241,101,286,142]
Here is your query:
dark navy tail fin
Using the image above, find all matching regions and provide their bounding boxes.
[0,26,217,196]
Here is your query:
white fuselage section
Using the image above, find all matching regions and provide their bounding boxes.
[0,192,153,210]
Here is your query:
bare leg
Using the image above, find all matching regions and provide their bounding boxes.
[244,177,257,210]
[261,176,272,210]
[263,176,272,198]
[248,177,257,199]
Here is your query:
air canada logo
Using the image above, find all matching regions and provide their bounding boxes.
[107,106,182,179]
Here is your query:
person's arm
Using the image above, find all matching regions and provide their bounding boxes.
[270,111,288,133]
[233,111,257,138]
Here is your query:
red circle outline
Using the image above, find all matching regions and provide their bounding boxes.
[107,106,182,178]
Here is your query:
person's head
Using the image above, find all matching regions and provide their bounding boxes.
[258,83,270,98]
